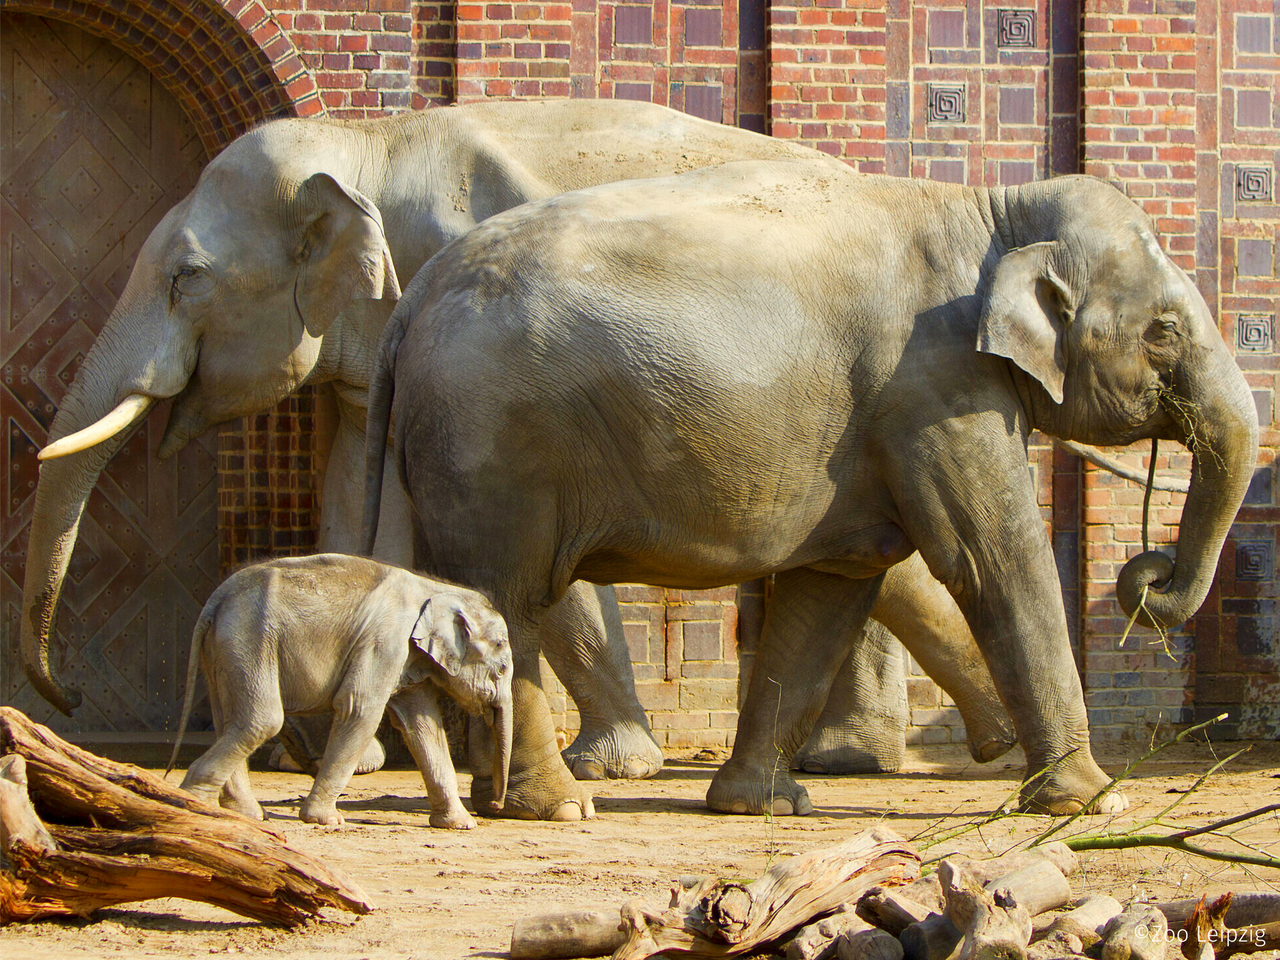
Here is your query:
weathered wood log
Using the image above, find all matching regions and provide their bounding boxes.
[1027,929,1084,960]
[858,888,938,937]
[838,925,905,960]
[899,857,1071,960]
[1219,922,1280,958]
[610,827,920,960]
[785,904,872,960]
[0,706,372,927]
[1101,905,1167,960]
[511,909,626,960]
[1034,895,1123,948]
[939,859,1033,960]
[954,843,1079,884]
[1158,895,1280,931]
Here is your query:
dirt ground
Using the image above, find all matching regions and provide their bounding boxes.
[3,741,1278,960]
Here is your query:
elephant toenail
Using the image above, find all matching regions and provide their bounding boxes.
[730,801,749,814]
[772,799,794,816]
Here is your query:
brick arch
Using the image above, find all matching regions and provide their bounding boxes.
[0,0,321,156]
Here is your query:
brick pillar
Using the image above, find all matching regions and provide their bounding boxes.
[457,0,573,99]
[766,0,890,169]
[1201,0,1280,738]
[217,391,319,574]
[413,0,459,104]
[1078,0,1201,739]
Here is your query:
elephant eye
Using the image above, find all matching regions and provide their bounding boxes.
[1144,313,1180,342]
[170,265,208,306]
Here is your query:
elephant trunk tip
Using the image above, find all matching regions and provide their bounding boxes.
[24,664,82,716]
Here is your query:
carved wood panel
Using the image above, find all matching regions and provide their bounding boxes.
[1,14,215,733]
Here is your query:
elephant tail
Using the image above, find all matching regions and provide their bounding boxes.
[166,604,215,779]
[361,302,409,557]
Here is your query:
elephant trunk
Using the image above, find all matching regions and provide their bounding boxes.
[19,313,194,714]
[1117,348,1260,629]
[489,697,512,812]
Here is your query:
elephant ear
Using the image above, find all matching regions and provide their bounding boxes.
[409,596,467,678]
[292,173,401,337]
[976,240,1075,404]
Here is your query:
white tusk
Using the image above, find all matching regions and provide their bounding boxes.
[38,394,153,460]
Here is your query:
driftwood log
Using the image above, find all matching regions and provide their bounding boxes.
[512,827,919,960]
[785,903,874,960]
[0,706,371,927]
[898,858,1071,960]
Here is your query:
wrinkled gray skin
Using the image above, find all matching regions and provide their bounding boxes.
[366,163,1257,818]
[169,554,512,828]
[19,99,1012,801]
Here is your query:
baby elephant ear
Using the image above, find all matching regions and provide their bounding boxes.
[410,598,463,677]
[976,240,1074,405]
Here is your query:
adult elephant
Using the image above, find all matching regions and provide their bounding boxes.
[364,162,1257,818]
[20,99,1011,802]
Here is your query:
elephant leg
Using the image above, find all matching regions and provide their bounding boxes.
[540,582,663,781]
[708,567,884,816]
[872,553,1017,763]
[464,598,595,822]
[388,686,475,829]
[300,699,386,827]
[792,621,907,774]
[220,763,263,821]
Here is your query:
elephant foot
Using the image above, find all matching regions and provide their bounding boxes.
[969,731,1018,764]
[299,797,344,826]
[706,759,814,816]
[430,803,477,830]
[563,721,664,781]
[472,755,596,821]
[792,721,906,775]
[1018,755,1129,815]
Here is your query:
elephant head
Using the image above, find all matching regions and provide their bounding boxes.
[409,593,513,811]
[978,176,1259,630]
[21,122,400,714]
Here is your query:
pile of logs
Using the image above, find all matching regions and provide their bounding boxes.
[511,828,1280,960]
[0,707,372,927]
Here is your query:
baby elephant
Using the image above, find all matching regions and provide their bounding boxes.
[167,554,512,829]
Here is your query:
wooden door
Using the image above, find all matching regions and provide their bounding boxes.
[1,14,216,733]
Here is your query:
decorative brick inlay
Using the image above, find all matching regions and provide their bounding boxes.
[1238,314,1276,354]
[1236,15,1271,55]
[927,84,965,123]
[2,0,321,155]
[1238,239,1274,277]
[997,9,1035,48]
[1237,90,1272,129]
[1237,166,1274,203]
[929,10,965,49]
[1236,542,1275,581]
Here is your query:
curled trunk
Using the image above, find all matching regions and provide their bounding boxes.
[1117,350,1260,629]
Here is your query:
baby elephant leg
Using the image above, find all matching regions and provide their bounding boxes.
[182,689,279,817]
[388,685,475,829]
[301,695,386,827]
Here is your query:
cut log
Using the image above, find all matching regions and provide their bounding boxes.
[1035,895,1123,948]
[1158,895,1280,931]
[939,860,1033,960]
[1101,906,1167,960]
[1028,929,1084,960]
[954,843,1079,884]
[838,926,905,960]
[899,857,1070,960]
[0,706,371,927]
[511,909,626,960]
[785,904,872,960]
[610,827,920,960]
[858,888,938,937]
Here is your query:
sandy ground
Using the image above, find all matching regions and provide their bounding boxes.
[3,741,1278,960]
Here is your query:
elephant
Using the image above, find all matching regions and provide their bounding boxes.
[167,554,512,828]
[21,98,1014,797]
[363,161,1258,819]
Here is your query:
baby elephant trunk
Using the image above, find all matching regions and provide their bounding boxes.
[490,698,512,812]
